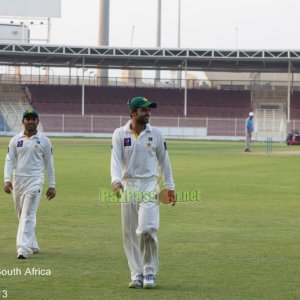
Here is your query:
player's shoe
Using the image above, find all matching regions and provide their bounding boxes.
[128,280,143,288]
[17,252,28,259]
[143,274,156,289]
[31,248,40,254]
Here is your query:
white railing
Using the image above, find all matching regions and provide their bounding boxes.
[0,113,294,141]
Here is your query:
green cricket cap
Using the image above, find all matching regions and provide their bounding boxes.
[23,108,39,119]
[127,96,157,111]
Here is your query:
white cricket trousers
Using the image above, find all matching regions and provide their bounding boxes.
[121,178,159,281]
[12,176,44,256]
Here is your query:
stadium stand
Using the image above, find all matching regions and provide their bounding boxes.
[26,85,251,118]
[186,89,251,117]
[0,83,290,139]
[0,84,32,132]
[290,91,300,119]
[0,112,7,132]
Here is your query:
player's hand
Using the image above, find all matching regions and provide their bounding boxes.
[4,182,13,194]
[112,182,123,198]
[168,190,176,206]
[46,187,56,200]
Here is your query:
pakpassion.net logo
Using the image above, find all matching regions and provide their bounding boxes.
[98,188,203,205]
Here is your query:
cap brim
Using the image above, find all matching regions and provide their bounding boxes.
[23,113,38,118]
[141,102,157,108]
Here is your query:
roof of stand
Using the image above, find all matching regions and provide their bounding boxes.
[0,43,300,73]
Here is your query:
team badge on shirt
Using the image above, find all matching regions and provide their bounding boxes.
[35,140,41,149]
[17,140,23,147]
[147,137,153,147]
[124,138,131,146]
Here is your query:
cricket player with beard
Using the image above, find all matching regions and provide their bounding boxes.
[3,108,56,259]
[110,96,175,289]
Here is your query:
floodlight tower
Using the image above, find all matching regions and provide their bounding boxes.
[81,0,109,115]
[177,0,181,88]
[98,0,110,85]
[155,0,162,82]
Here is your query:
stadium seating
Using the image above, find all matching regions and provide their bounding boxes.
[290,92,300,119]
[25,84,251,118]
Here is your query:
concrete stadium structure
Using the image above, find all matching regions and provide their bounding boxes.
[1,43,300,140]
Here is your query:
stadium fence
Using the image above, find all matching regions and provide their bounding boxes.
[1,113,298,141]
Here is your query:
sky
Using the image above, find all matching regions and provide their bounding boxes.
[47,0,300,50]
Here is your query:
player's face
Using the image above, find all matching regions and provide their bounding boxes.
[134,107,151,125]
[22,116,39,133]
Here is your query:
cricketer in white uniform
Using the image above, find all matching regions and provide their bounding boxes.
[110,96,175,289]
[3,108,56,259]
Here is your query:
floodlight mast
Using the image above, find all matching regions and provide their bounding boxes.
[155,0,161,82]
[98,0,110,85]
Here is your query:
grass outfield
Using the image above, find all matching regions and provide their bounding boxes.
[0,137,300,300]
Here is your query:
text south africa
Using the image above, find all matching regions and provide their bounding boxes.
[0,267,52,276]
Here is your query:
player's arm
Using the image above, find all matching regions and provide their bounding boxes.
[43,137,56,200]
[3,138,17,194]
[156,132,175,205]
[111,129,123,192]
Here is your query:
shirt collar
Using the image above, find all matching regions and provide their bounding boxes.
[125,120,152,133]
[19,130,41,139]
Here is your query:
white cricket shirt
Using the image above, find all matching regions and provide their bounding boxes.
[4,131,55,187]
[111,120,175,190]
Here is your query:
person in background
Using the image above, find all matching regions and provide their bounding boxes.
[245,111,254,152]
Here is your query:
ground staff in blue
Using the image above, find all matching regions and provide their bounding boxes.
[3,108,56,259]
[245,111,254,152]
[111,97,175,289]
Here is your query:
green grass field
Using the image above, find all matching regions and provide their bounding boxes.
[0,137,300,300]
